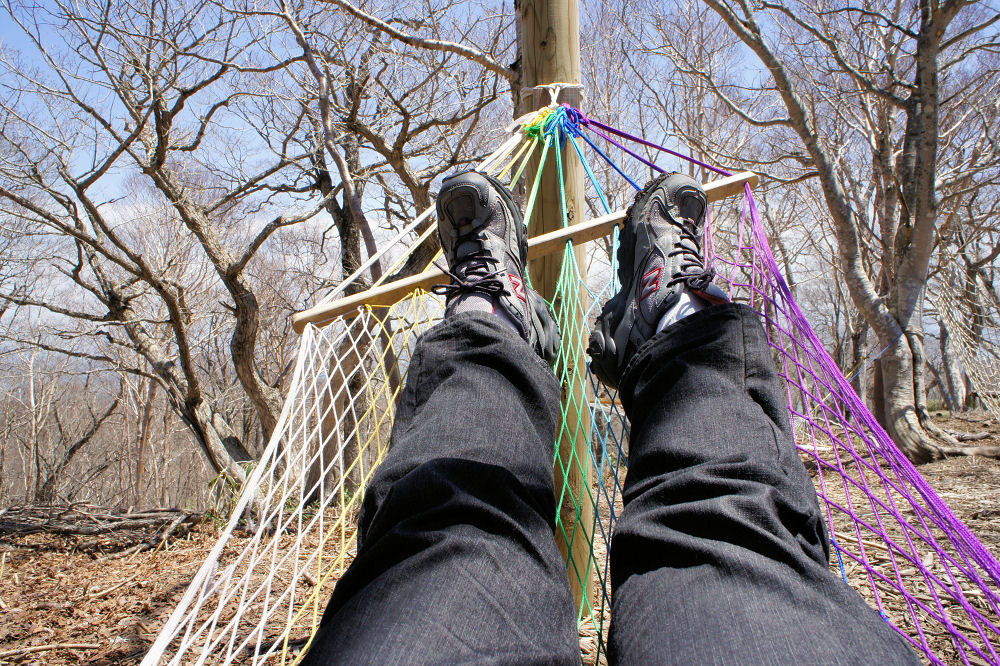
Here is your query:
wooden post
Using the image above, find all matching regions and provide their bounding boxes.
[518,0,594,609]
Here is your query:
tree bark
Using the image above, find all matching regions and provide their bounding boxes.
[939,317,967,412]
[849,317,868,401]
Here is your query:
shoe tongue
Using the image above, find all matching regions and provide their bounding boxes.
[679,197,704,224]
[455,238,481,259]
[454,236,493,280]
[449,292,495,316]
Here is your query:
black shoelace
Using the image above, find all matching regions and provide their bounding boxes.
[432,229,506,301]
[665,217,715,291]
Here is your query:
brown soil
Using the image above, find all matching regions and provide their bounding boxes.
[810,411,1000,665]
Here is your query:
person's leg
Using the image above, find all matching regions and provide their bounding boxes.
[303,313,578,664]
[608,303,917,664]
[588,173,917,664]
[303,171,576,665]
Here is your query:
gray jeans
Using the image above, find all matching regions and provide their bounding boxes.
[303,304,917,665]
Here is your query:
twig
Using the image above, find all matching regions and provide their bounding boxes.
[0,643,101,659]
[947,431,991,442]
[88,570,142,599]
[316,0,516,83]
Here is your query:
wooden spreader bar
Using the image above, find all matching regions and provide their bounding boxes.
[291,171,758,332]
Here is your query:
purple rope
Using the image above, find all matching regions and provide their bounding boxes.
[570,106,732,177]
[570,109,1000,663]
[585,124,665,175]
[745,187,1000,584]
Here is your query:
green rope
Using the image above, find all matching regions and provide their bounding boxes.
[523,135,552,227]
[514,108,611,657]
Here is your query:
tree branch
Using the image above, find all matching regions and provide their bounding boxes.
[318,0,516,83]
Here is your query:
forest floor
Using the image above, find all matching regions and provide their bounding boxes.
[2,411,1000,665]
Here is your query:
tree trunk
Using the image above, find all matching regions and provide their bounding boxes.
[132,382,157,510]
[871,358,887,430]
[876,333,983,462]
[307,329,364,505]
[229,275,283,445]
[307,162,383,503]
[183,399,252,486]
[939,317,966,412]
[306,340,347,507]
[879,336,937,462]
[849,318,868,400]
[113,301,252,484]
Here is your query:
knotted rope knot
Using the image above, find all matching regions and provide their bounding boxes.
[519,82,584,107]
[541,105,572,150]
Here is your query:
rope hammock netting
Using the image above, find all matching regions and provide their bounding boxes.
[937,279,1000,421]
[143,105,1000,665]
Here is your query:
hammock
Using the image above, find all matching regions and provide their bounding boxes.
[143,105,1000,666]
[937,278,1000,420]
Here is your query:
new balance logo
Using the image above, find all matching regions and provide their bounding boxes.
[509,273,527,302]
[639,267,661,301]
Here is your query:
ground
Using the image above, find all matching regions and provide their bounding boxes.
[2,412,999,665]
[900,410,1000,556]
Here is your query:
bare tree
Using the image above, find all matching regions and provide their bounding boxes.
[0,352,122,503]
[0,0,333,483]
[0,0,518,503]
[676,0,1000,461]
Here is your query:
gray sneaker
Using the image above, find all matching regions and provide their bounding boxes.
[433,170,560,364]
[587,172,725,388]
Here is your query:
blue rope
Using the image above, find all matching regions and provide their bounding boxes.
[543,106,569,150]
[568,133,612,215]
[578,127,641,191]
[830,534,850,585]
[561,106,641,191]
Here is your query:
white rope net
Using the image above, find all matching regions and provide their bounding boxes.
[143,297,446,664]
[142,113,567,665]
[937,279,1000,419]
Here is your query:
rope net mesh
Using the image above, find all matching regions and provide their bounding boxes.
[145,107,1000,665]
[937,279,1000,420]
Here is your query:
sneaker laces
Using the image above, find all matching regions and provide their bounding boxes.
[431,225,506,301]
[666,217,715,292]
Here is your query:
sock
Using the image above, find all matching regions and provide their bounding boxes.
[656,288,708,333]
[448,293,520,332]
[656,284,729,333]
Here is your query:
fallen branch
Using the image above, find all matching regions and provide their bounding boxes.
[0,504,200,538]
[947,431,991,442]
[0,643,101,659]
[100,512,190,561]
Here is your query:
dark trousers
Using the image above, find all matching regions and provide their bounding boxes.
[303,304,917,665]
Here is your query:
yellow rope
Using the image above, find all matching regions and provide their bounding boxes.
[281,291,443,664]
